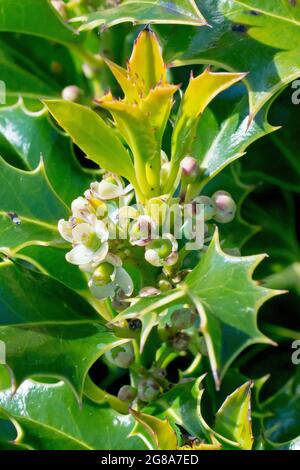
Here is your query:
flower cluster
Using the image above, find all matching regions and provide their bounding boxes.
[58,170,237,301]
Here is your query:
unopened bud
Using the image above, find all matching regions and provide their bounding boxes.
[51,0,66,18]
[138,378,160,402]
[152,368,167,381]
[180,156,199,180]
[117,385,137,402]
[212,191,236,223]
[62,85,84,103]
[171,332,190,351]
[158,279,172,291]
[105,343,134,368]
[193,196,216,221]
[171,308,196,331]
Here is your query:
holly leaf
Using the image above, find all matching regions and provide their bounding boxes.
[0,379,146,450]
[0,33,84,101]
[184,229,281,388]
[214,381,253,450]
[0,156,68,250]
[0,261,126,398]
[193,96,277,188]
[130,408,178,450]
[44,100,137,185]
[0,0,81,45]
[161,0,300,117]
[0,102,94,205]
[72,0,207,32]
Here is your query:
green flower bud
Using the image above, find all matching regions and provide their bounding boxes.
[138,378,160,402]
[105,343,134,368]
[171,308,196,331]
[149,239,172,259]
[158,279,172,291]
[171,332,190,351]
[117,385,137,402]
[93,262,115,286]
[212,191,236,223]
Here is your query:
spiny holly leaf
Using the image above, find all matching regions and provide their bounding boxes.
[72,0,207,32]
[144,376,210,441]
[0,156,68,250]
[184,229,281,388]
[0,379,146,450]
[0,0,81,45]
[160,0,300,117]
[171,69,246,165]
[44,100,137,186]
[214,381,253,450]
[0,261,126,398]
[0,102,94,205]
[0,33,83,101]
[192,96,277,189]
[130,408,178,450]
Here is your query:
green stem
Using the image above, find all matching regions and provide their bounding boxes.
[132,339,141,366]
[84,375,129,414]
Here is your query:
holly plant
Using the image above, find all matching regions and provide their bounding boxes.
[0,0,299,452]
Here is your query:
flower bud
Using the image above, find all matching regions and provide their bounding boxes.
[193,196,216,221]
[180,156,199,180]
[62,85,84,103]
[105,343,134,368]
[138,378,160,402]
[212,191,236,223]
[171,332,190,351]
[152,368,167,381]
[51,0,66,18]
[93,262,114,286]
[171,308,196,331]
[117,385,137,402]
[158,279,172,291]
[139,286,160,297]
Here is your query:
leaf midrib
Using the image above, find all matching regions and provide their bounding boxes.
[233,0,300,27]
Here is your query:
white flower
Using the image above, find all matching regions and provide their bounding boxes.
[89,174,133,201]
[129,215,157,246]
[88,254,134,300]
[58,219,74,242]
[145,233,178,267]
[65,220,109,266]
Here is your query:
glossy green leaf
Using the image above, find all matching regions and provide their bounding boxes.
[214,381,253,450]
[73,0,207,31]
[0,156,68,250]
[0,261,125,397]
[0,33,83,101]
[184,229,280,388]
[0,0,81,45]
[44,100,137,185]
[0,379,146,450]
[0,102,94,205]
[161,0,300,117]
[193,96,277,189]
[144,377,209,441]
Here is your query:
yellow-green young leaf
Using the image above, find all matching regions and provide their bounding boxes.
[140,85,179,143]
[97,98,160,195]
[104,59,140,104]
[44,100,136,184]
[214,381,254,450]
[72,0,207,31]
[185,229,281,388]
[128,29,166,96]
[171,68,246,164]
[130,408,178,450]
